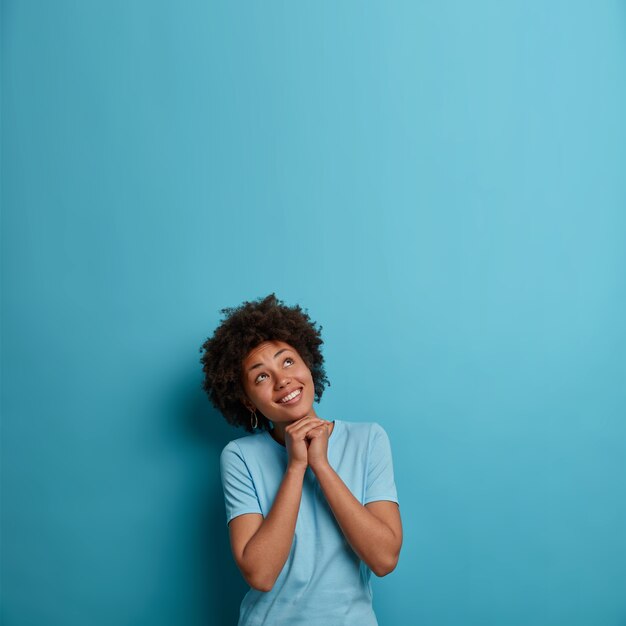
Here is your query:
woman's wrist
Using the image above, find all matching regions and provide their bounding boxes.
[309,459,332,475]
[287,461,308,475]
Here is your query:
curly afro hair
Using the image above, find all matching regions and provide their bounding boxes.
[199,293,330,433]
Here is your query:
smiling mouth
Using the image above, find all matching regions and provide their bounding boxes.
[277,387,303,405]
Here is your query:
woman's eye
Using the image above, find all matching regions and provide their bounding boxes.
[255,358,294,383]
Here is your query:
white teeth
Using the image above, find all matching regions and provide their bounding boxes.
[280,388,301,403]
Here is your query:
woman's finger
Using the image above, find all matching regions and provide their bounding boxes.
[286,417,320,434]
[305,425,327,439]
[287,417,325,437]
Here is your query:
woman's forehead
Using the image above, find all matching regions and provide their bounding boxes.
[243,339,294,364]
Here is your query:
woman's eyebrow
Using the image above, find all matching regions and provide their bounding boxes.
[248,348,291,372]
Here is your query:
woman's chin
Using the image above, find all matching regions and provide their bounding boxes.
[282,407,315,422]
[267,402,315,424]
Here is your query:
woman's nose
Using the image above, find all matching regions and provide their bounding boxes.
[276,376,290,389]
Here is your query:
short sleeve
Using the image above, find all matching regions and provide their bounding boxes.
[364,423,399,506]
[219,441,263,525]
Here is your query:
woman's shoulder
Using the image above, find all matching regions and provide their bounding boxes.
[220,430,270,458]
[339,418,386,430]
[338,419,389,441]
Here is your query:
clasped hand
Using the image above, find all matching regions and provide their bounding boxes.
[284,416,330,471]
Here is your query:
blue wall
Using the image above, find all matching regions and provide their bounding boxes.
[2,1,625,624]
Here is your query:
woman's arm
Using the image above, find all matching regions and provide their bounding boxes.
[306,421,403,576]
[228,463,306,592]
[228,416,327,592]
[312,462,402,576]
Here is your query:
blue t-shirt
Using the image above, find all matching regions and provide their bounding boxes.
[219,419,400,626]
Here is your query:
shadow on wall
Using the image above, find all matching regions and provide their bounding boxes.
[183,386,249,626]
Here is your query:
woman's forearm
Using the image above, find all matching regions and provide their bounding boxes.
[241,463,307,591]
[312,462,400,576]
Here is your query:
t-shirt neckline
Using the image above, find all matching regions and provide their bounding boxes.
[265,419,340,451]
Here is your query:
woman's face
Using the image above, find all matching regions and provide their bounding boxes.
[241,340,315,425]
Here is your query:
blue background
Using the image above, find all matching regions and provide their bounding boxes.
[2,1,625,624]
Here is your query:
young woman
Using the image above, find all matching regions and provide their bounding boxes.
[199,293,402,625]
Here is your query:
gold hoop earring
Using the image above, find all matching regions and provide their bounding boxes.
[250,409,258,430]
